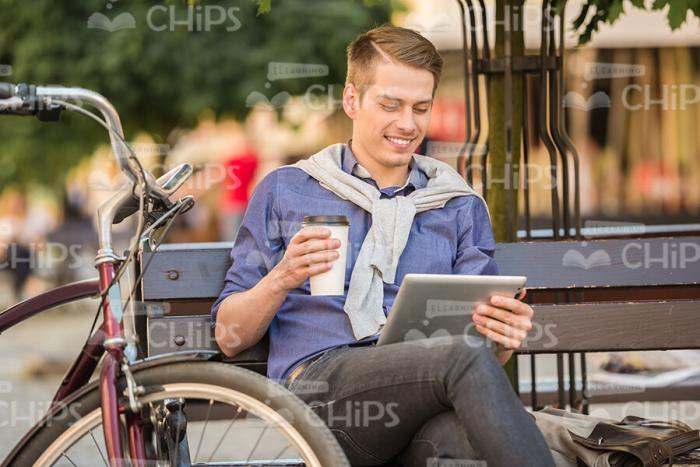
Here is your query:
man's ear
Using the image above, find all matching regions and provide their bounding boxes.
[342,83,358,120]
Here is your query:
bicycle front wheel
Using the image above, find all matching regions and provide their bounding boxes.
[8,361,349,467]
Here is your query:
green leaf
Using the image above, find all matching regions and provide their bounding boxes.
[554,0,565,17]
[571,0,700,45]
[608,0,625,23]
[256,0,271,15]
[572,3,591,30]
[692,0,700,17]
[667,0,690,29]
[692,2,700,17]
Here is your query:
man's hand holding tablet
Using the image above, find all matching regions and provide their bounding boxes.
[377,274,531,366]
[472,288,533,364]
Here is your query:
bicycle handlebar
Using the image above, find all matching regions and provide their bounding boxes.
[0,82,172,201]
[1,82,194,261]
[0,82,64,121]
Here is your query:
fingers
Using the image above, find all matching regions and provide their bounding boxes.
[517,287,527,301]
[474,322,521,350]
[293,249,339,268]
[472,314,527,343]
[277,227,343,289]
[303,261,334,276]
[290,226,332,245]
[474,303,532,331]
[292,237,341,258]
[473,295,535,350]
[487,294,533,318]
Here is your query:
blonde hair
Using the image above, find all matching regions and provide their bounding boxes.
[346,25,443,96]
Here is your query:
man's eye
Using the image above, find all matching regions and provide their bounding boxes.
[381,103,399,111]
[414,107,429,114]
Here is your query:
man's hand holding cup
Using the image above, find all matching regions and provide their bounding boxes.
[271,216,349,295]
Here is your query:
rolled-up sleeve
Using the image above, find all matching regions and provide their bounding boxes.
[211,170,284,321]
[452,196,499,275]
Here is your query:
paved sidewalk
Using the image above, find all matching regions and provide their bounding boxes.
[0,296,97,461]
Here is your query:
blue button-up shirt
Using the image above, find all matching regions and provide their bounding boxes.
[211,144,498,382]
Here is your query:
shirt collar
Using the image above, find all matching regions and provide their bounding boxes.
[342,141,426,192]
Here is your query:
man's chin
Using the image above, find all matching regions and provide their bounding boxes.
[379,149,414,167]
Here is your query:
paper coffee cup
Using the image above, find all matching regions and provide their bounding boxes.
[302,215,349,296]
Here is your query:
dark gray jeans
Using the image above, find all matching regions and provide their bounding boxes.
[284,335,555,467]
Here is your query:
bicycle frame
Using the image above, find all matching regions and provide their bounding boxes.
[0,271,139,466]
[0,83,189,467]
[0,278,111,403]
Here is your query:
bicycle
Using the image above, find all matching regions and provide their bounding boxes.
[0,82,350,467]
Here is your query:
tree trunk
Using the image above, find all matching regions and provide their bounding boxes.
[487,0,524,243]
[487,0,525,386]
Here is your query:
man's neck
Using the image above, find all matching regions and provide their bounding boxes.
[349,139,410,190]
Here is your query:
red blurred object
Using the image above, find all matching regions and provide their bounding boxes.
[428,99,466,142]
[219,148,259,212]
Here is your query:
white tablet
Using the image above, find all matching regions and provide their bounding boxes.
[377,274,527,346]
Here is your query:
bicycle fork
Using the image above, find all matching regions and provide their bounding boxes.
[98,261,147,467]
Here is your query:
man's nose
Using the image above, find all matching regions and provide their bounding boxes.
[395,107,417,133]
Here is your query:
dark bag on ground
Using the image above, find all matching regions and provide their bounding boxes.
[532,407,700,467]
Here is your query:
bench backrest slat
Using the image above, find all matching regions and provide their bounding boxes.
[495,237,700,289]
[141,237,700,300]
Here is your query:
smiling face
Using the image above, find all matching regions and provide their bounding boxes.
[343,60,435,186]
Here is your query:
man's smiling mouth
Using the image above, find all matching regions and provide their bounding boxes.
[385,135,413,147]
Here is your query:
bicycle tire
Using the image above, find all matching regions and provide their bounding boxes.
[8,361,350,467]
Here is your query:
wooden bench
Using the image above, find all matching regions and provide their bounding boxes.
[137,236,700,412]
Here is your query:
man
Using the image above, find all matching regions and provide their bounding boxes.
[212,26,554,466]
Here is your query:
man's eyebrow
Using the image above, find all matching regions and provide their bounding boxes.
[377,94,433,105]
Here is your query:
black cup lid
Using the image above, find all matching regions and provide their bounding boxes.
[302,215,349,225]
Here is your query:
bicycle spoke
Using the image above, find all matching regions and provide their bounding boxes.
[245,423,270,463]
[206,406,243,463]
[89,428,109,466]
[60,452,79,467]
[193,399,214,461]
[271,442,291,462]
[24,370,336,467]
